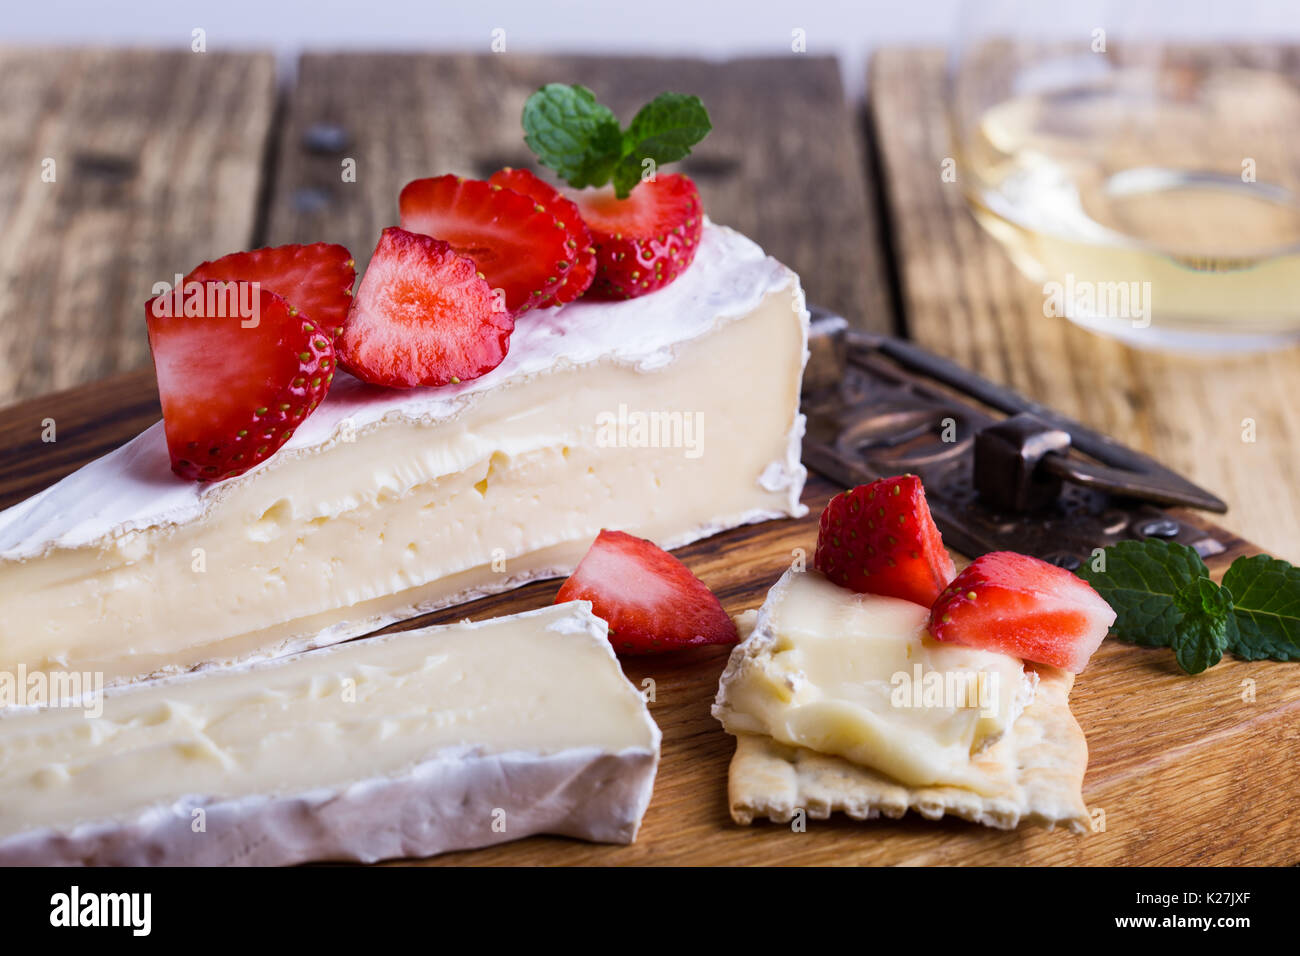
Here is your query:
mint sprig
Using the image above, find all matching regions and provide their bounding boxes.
[522,84,712,199]
[1078,539,1300,674]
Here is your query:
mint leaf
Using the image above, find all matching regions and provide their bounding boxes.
[611,92,712,198]
[522,84,623,189]
[522,85,712,196]
[1170,576,1234,674]
[1077,539,1209,647]
[1221,554,1300,661]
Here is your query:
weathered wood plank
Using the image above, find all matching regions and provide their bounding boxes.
[263,52,891,331]
[0,47,277,405]
[867,47,1300,562]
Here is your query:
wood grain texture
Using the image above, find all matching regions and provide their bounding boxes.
[0,47,277,405]
[262,52,891,331]
[867,48,1300,563]
[2,373,1294,866]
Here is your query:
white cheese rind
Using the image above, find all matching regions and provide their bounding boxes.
[0,602,660,866]
[0,746,656,866]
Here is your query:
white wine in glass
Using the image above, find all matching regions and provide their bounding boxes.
[950,1,1300,350]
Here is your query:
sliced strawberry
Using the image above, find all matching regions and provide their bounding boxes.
[930,552,1117,674]
[569,173,703,300]
[814,474,956,607]
[399,174,575,315]
[187,243,355,342]
[337,227,512,388]
[555,529,739,654]
[488,167,596,308]
[145,283,335,482]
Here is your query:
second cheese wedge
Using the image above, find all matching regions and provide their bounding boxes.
[0,602,660,866]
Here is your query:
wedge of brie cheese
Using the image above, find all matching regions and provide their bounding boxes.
[714,569,1037,794]
[0,601,660,866]
[0,222,809,688]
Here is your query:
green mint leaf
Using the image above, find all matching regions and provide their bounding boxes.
[522,84,623,189]
[1076,539,1209,647]
[1221,554,1300,661]
[611,92,712,198]
[1170,576,1234,675]
[522,86,712,195]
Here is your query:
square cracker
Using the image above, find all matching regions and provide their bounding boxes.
[726,665,1090,832]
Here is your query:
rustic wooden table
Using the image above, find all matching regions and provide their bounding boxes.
[1,48,1296,866]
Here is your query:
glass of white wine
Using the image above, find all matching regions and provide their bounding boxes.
[950,0,1300,350]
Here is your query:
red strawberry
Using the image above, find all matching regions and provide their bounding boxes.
[488,167,595,307]
[186,243,355,341]
[555,529,739,654]
[337,227,512,388]
[930,552,1116,674]
[569,173,703,300]
[145,282,335,482]
[814,475,956,607]
[399,174,576,316]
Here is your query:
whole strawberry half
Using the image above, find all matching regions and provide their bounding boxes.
[145,283,335,482]
[186,243,355,342]
[569,172,703,300]
[814,474,957,607]
[488,167,595,307]
[930,552,1116,674]
[399,174,579,316]
[338,227,513,388]
[555,529,739,654]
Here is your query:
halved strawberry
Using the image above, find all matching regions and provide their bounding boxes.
[814,474,957,607]
[145,283,335,482]
[555,529,739,654]
[186,243,355,341]
[337,227,512,388]
[930,552,1116,674]
[488,167,595,307]
[399,174,575,315]
[569,172,703,300]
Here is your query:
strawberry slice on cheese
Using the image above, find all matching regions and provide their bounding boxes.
[570,173,703,300]
[399,174,580,316]
[930,551,1116,673]
[487,167,596,307]
[186,242,356,342]
[814,474,957,607]
[338,227,513,388]
[145,283,335,482]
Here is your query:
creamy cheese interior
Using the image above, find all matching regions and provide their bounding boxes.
[0,603,657,841]
[715,570,1035,792]
[0,279,805,686]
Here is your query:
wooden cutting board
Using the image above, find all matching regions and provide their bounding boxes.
[1,372,1294,866]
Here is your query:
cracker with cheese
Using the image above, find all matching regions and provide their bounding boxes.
[724,665,1089,831]
[715,574,1092,832]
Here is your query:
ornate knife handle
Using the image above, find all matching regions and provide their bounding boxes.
[801,307,1228,567]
